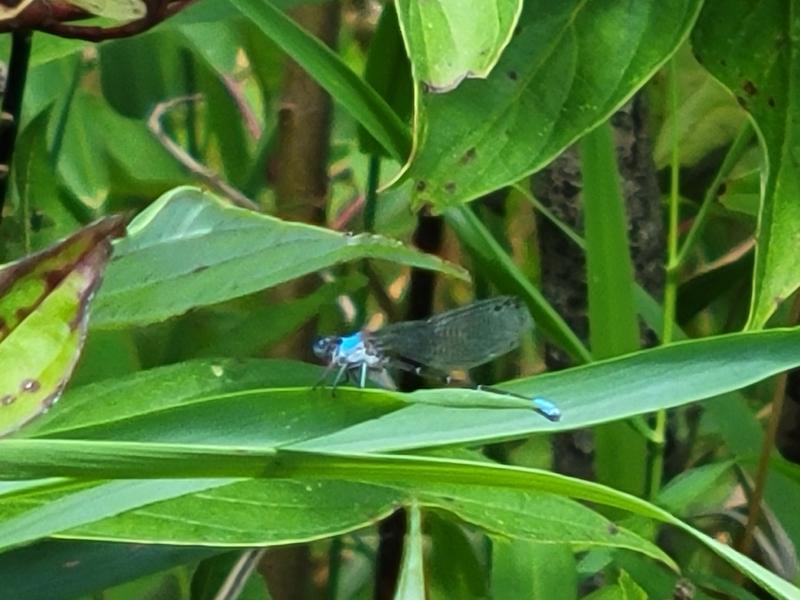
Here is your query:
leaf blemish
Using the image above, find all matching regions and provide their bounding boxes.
[607,523,619,535]
[507,70,518,81]
[743,80,757,96]
[44,267,71,291]
[1,395,15,406]
[460,147,477,164]
[415,180,427,192]
[444,182,456,193]
[768,97,776,108]
[20,379,41,393]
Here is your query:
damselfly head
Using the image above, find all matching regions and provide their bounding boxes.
[312,336,341,361]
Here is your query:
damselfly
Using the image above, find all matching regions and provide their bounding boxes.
[312,296,561,421]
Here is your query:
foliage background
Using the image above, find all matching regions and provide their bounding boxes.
[0,0,799,599]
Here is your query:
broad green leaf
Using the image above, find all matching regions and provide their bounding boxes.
[0,540,218,600]
[584,570,647,600]
[692,0,800,328]
[0,447,669,565]
[396,0,522,92]
[492,539,577,600]
[229,0,411,161]
[403,0,702,209]
[0,479,234,551]
[651,44,747,169]
[164,273,365,361]
[18,328,800,452]
[0,447,796,598]
[89,95,189,199]
[299,328,800,452]
[68,0,145,20]
[656,461,734,516]
[58,90,112,209]
[394,503,425,600]
[426,512,488,599]
[424,484,670,568]
[0,217,124,437]
[99,33,185,119]
[23,359,402,444]
[91,187,467,329]
[9,108,82,255]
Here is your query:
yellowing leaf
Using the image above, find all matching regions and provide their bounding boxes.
[0,216,125,437]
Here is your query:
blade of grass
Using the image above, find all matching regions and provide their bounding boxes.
[579,121,646,497]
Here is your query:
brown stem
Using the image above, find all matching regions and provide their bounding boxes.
[147,95,260,211]
[259,4,340,599]
[736,293,800,558]
[0,0,194,40]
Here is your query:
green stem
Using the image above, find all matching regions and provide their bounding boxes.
[650,59,682,501]
[674,122,754,268]
[511,183,586,250]
[363,154,381,233]
[327,536,343,600]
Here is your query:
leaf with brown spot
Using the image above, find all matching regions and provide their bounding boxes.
[0,216,125,437]
[693,0,800,328]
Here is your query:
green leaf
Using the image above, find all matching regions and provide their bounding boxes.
[426,512,488,599]
[0,540,218,600]
[1,447,797,598]
[229,0,411,161]
[300,328,800,452]
[0,478,234,551]
[91,187,467,329]
[584,570,648,600]
[17,329,800,451]
[359,2,414,156]
[581,123,640,359]
[58,90,112,209]
[580,121,645,497]
[0,217,125,437]
[692,0,800,327]
[165,274,365,360]
[404,0,703,209]
[394,503,426,600]
[23,358,401,443]
[656,461,734,516]
[425,484,670,568]
[651,43,747,170]
[396,0,522,92]
[491,539,576,600]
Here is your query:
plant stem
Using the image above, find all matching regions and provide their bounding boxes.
[326,536,343,600]
[0,30,33,225]
[674,122,754,268]
[650,58,682,501]
[363,154,381,233]
[737,293,800,556]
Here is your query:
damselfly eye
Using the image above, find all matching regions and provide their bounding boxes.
[312,336,339,359]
